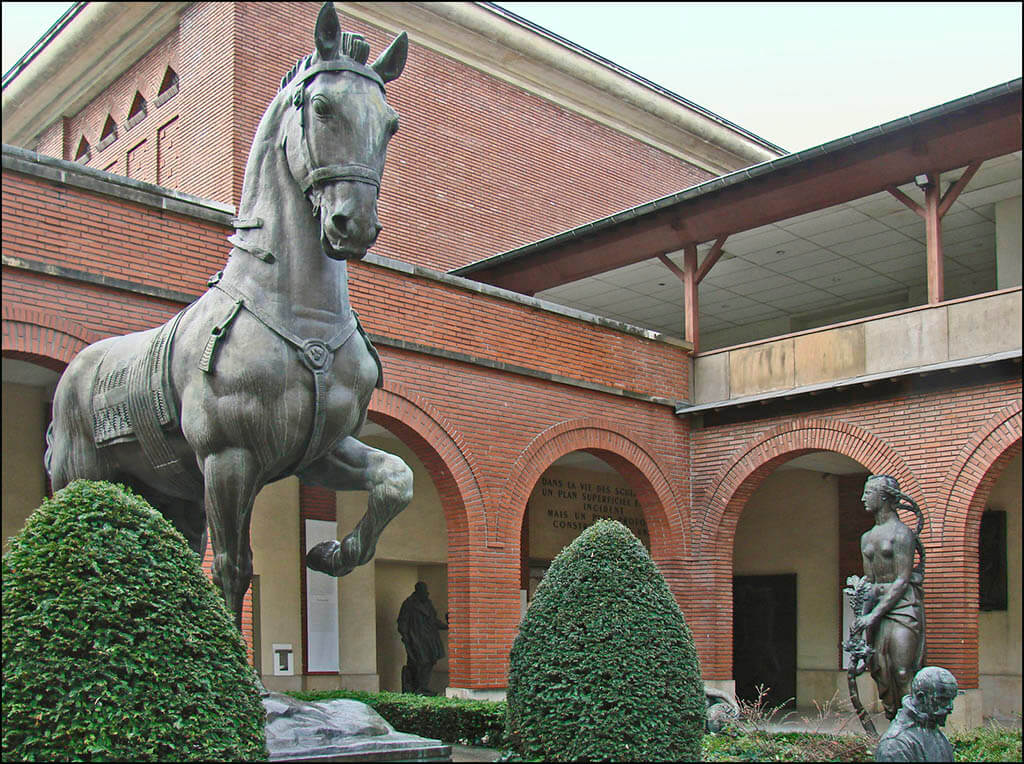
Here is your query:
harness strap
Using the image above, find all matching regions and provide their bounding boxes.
[298,163,381,195]
[198,298,243,374]
[128,307,204,495]
[210,278,359,472]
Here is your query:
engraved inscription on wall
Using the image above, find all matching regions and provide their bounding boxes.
[528,466,650,560]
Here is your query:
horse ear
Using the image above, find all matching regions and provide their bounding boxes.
[315,2,342,60]
[372,31,408,83]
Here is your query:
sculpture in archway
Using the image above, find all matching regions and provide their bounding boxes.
[44,2,412,631]
[844,474,926,731]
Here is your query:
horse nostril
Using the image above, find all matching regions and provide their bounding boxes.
[370,223,382,243]
[330,212,350,235]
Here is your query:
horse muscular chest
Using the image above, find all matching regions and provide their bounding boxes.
[178,312,374,468]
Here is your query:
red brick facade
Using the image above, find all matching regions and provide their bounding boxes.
[5,151,1019,691]
[58,2,711,272]
[688,390,1022,690]
[3,2,1019,699]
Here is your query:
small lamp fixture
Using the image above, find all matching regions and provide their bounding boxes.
[913,174,932,189]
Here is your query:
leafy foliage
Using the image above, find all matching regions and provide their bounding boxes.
[505,519,705,761]
[289,688,507,747]
[2,480,267,761]
[701,725,1021,762]
[949,722,1022,762]
[702,730,874,762]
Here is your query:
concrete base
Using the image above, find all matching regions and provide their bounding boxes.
[703,679,737,696]
[445,687,506,702]
[264,692,451,762]
[339,672,381,693]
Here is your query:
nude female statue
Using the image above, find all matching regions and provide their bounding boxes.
[850,474,926,720]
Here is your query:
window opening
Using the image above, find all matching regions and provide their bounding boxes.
[155,66,179,106]
[127,91,148,129]
[979,509,1008,611]
[74,136,91,162]
[97,115,118,151]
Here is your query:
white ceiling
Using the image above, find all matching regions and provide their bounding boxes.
[538,152,1021,350]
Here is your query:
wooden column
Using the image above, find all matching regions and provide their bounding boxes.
[887,161,982,305]
[924,173,944,303]
[657,236,727,354]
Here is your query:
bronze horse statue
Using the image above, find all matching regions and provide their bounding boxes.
[45,3,412,629]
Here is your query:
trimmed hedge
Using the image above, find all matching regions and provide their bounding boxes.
[506,519,705,761]
[288,688,507,747]
[2,480,267,761]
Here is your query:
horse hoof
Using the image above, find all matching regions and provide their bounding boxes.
[305,540,340,574]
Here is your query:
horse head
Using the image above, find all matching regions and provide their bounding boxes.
[278,2,407,261]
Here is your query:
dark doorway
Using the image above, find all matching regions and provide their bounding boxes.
[733,574,797,708]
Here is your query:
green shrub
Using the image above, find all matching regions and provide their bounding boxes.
[2,480,267,761]
[949,722,1022,762]
[288,688,507,747]
[506,519,705,761]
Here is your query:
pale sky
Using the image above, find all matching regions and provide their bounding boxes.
[3,1,1021,152]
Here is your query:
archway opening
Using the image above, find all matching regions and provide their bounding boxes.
[732,450,871,710]
[2,356,60,552]
[520,450,651,616]
[976,450,1021,721]
[249,416,459,695]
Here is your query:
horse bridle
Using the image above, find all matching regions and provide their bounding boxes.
[290,58,385,199]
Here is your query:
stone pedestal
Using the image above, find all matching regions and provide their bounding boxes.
[264,692,451,761]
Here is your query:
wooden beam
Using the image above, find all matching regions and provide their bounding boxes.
[924,173,944,304]
[937,160,982,218]
[684,244,699,351]
[463,94,1020,294]
[887,185,926,218]
[656,252,686,283]
[695,236,728,284]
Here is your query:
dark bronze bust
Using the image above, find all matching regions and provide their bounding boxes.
[875,666,958,762]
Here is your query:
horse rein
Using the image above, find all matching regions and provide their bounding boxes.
[290,59,385,198]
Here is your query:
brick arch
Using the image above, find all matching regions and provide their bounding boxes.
[368,381,483,542]
[926,404,1022,690]
[698,417,920,554]
[690,417,920,682]
[3,305,98,371]
[367,381,488,689]
[937,403,1022,543]
[497,417,684,560]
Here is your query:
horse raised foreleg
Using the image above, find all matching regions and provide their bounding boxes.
[201,447,261,629]
[301,435,413,577]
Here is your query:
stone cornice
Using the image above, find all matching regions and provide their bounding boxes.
[3,2,781,174]
[2,2,190,148]
[342,2,782,173]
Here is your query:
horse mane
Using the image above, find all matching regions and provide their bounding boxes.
[279,32,371,91]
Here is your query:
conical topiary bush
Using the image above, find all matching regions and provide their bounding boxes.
[506,519,705,761]
[2,480,267,761]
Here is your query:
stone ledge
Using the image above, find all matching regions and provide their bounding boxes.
[2,144,235,226]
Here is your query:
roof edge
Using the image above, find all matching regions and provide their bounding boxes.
[2,2,190,148]
[453,78,1023,277]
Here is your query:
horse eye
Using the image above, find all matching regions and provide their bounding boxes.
[311,96,332,117]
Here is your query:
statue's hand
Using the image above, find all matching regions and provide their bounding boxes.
[851,614,875,634]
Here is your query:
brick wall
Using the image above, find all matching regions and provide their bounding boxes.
[38,28,182,184]
[688,381,1022,688]
[72,2,713,272]
[2,160,692,687]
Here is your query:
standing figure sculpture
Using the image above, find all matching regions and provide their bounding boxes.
[848,475,926,723]
[875,666,958,762]
[397,582,448,695]
[44,3,411,630]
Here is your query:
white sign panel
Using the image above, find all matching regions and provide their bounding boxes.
[305,519,339,673]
